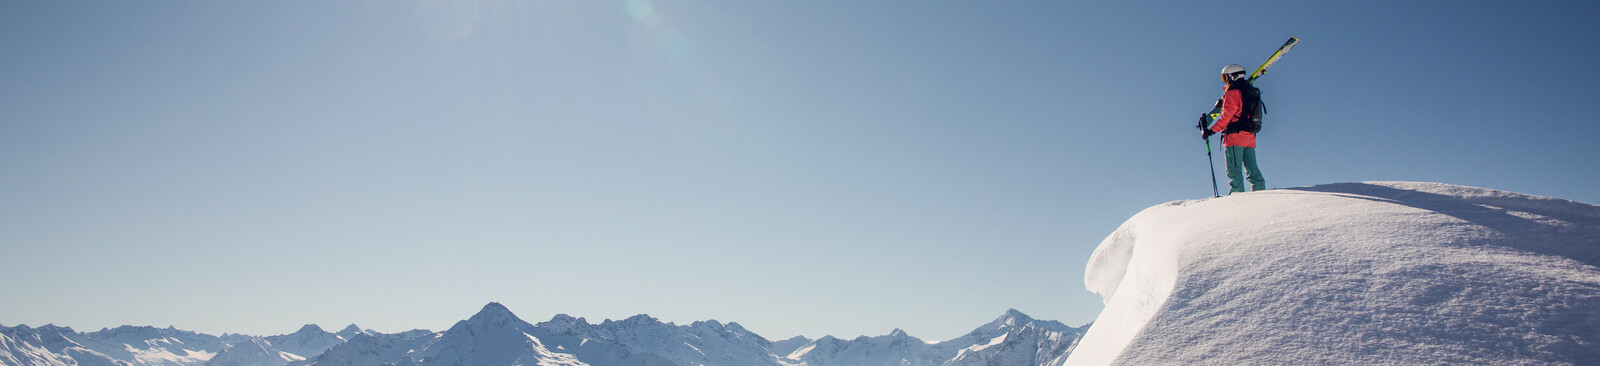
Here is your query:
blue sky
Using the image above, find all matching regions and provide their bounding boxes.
[2,1,1597,341]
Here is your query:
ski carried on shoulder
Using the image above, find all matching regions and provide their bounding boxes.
[1248,37,1300,83]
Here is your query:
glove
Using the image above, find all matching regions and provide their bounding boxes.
[1202,129,1216,139]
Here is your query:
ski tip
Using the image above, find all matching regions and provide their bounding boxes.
[1284,37,1300,47]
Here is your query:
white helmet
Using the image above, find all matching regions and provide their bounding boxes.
[1221,64,1247,81]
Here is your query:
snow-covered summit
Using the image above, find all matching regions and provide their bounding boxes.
[206,337,304,366]
[965,309,1067,338]
[601,314,662,328]
[79,325,224,366]
[1,324,127,366]
[1063,181,1600,365]
[286,325,323,336]
[262,324,343,361]
[331,325,370,340]
[937,310,1083,366]
[409,301,580,366]
[294,330,436,366]
[767,336,812,360]
[535,314,592,335]
[465,302,520,327]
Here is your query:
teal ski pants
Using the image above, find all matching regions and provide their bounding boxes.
[1225,146,1265,193]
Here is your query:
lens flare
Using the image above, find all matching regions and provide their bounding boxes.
[626,0,653,20]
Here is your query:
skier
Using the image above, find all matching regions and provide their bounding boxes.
[1202,64,1265,193]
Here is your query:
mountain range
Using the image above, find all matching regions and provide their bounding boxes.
[1,304,1086,366]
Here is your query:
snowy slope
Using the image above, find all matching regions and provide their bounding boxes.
[83,326,227,366]
[1062,182,1600,365]
[1,324,128,366]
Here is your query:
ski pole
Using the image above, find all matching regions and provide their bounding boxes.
[1205,137,1220,198]
[1198,113,1220,197]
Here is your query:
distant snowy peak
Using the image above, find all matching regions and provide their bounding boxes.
[599,313,661,328]
[78,325,224,366]
[330,325,370,340]
[287,325,324,336]
[4,324,83,353]
[206,337,303,366]
[534,314,593,335]
[410,302,590,366]
[691,319,765,343]
[263,324,343,360]
[967,308,1077,336]
[297,331,438,366]
[942,309,1082,348]
[944,311,1082,366]
[1,324,128,366]
[87,325,226,351]
[767,336,812,359]
[996,308,1033,324]
[461,302,522,329]
[963,313,1010,340]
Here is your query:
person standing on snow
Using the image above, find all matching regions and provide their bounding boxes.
[1202,64,1265,193]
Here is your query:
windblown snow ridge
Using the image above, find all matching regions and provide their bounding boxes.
[1064,181,1600,366]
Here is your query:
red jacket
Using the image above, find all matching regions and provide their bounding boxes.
[1208,87,1257,148]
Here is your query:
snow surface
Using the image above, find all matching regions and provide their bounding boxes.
[1063,182,1600,365]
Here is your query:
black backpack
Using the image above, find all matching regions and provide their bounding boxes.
[1224,81,1265,134]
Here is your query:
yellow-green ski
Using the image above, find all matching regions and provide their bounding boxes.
[1248,37,1300,83]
